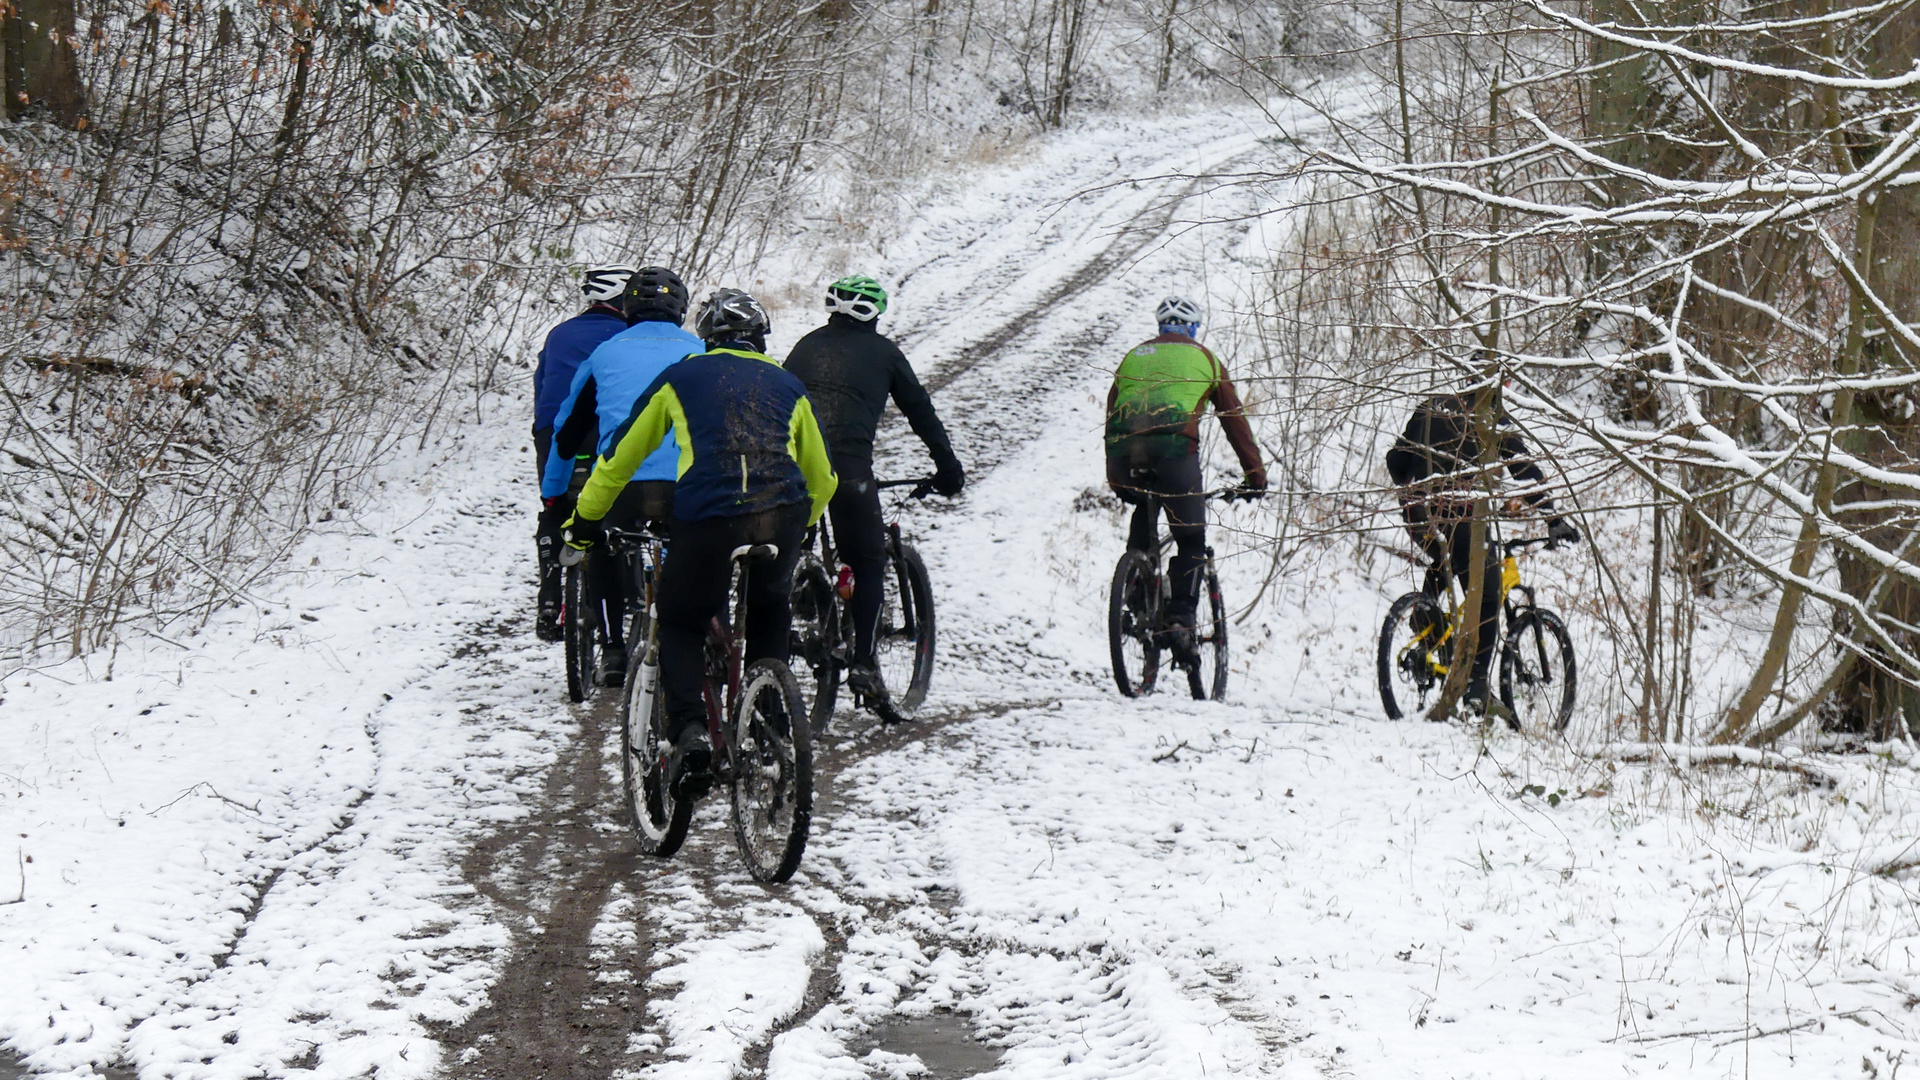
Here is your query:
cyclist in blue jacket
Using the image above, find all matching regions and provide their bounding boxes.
[539,267,700,681]
[531,264,634,640]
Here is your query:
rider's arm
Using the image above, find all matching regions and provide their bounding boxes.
[787,396,840,526]
[542,369,599,499]
[1209,364,1266,485]
[887,345,962,474]
[575,375,684,521]
[1495,421,1554,509]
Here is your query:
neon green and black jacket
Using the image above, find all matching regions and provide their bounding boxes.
[1105,332,1264,477]
[575,347,838,524]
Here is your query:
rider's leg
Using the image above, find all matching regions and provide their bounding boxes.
[827,456,888,662]
[740,503,810,668]
[654,515,740,742]
[594,482,658,652]
[533,428,562,629]
[1158,454,1207,627]
[1444,517,1502,700]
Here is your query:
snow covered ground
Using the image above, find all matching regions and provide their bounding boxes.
[5,102,1920,1080]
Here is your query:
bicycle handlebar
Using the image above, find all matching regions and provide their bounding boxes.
[877,476,936,499]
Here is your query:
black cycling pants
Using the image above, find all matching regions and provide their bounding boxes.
[827,455,888,663]
[656,503,808,741]
[1109,450,1206,624]
[1405,505,1501,691]
[589,481,674,648]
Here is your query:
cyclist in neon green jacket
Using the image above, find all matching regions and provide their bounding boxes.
[567,289,837,800]
[1106,296,1266,664]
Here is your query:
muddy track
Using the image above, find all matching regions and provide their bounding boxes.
[427,163,1246,1080]
[434,683,647,1079]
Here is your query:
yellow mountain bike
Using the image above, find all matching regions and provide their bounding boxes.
[1377,534,1576,733]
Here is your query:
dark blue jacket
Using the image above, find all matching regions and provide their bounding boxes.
[577,348,837,524]
[532,307,627,434]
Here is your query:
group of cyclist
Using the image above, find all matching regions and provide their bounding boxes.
[530,266,1578,796]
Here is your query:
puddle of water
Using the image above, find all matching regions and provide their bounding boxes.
[866,1013,1000,1078]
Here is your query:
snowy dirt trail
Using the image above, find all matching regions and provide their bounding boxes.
[8,100,1920,1080]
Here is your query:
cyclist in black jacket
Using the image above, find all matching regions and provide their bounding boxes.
[1386,376,1579,715]
[784,275,964,707]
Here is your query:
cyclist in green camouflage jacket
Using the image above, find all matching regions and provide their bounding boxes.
[1105,296,1266,662]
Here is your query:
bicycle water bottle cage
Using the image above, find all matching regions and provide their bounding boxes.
[731,543,780,564]
[558,547,587,567]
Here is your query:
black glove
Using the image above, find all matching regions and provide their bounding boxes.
[563,514,604,551]
[931,461,965,497]
[1547,517,1581,548]
[1230,471,1268,502]
[538,494,574,533]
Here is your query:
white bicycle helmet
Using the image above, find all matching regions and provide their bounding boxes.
[581,264,637,303]
[1155,295,1203,327]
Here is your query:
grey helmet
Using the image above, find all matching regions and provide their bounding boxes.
[693,288,771,345]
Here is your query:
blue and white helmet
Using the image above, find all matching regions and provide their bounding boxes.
[1156,295,1202,328]
[581,264,637,303]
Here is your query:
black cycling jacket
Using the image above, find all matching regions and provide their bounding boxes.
[1386,392,1552,508]
[783,314,960,471]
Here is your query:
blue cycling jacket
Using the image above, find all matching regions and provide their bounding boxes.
[540,319,704,498]
[532,308,627,434]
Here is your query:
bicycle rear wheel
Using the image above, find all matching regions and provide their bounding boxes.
[563,560,599,704]
[1109,550,1161,698]
[1499,609,1576,734]
[1378,591,1449,720]
[1188,563,1228,701]
[789,559,840,734]
[730,659,812,883]
[622,646,691,857]
[871,541,935,721]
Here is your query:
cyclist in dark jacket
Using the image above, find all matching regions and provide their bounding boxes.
[529,264,633,640]
[1105,296,1266,664]
[1385,376,1579,714]
[783,275,963,706]
[566,289,837,800]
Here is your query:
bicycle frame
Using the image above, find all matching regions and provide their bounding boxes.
[1397,532,1552,677]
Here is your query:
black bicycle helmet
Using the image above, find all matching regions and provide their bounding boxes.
[693,288,771,345]
[622,265,690,324]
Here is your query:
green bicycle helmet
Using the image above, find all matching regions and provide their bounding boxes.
[825,274,888,321]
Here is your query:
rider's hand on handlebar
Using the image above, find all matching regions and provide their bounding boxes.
[1546,516,1581,549]
[931,461,966,498]
[1229,471,1268,502]
[563,514,604,551]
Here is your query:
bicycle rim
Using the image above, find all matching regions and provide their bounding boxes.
[1500,609,1577,735]
[789,560,840,733]
[873,543,934,719]
[1378,592,1448,720]
[1191,568,1228,701]
[564,563,598,704]
[623,653,689,856]
[1108,550,1160,697]
[730,660,812,883]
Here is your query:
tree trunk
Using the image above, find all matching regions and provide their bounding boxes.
[3,0,85,126]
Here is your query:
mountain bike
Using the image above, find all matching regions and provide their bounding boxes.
[1377,534,1577,733]
[789,477,937,729]
[1108,488,1233,701]
[623,540,813,883]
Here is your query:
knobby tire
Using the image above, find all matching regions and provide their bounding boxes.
[1499,608,1577,735]
[730,659,812,883]
[563,561,599,705]
[1109,550,1160,698]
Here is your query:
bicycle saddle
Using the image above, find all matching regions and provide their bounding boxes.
[730,543,780,563]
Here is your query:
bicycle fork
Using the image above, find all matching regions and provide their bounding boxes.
[630,604,662,755]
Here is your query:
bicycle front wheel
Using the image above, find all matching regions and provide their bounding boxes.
[789,560,840,734]
[1189,564,1228,701]
[1109,550,1160,698]
[1378,591,1448,720]
[1500,608,1576,734]
[563,560,599,704]
[730,659,812,883]
[872,542,935,721]
[622,651,690,857]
